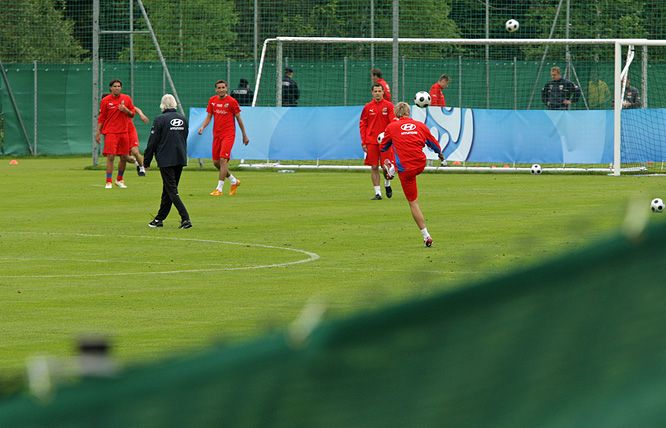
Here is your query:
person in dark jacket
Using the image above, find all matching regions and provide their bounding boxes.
[622,77,641,109]
[282,67,300,106]
[143,94,192,229]
[542,66,581,110]
[230,78,254,106]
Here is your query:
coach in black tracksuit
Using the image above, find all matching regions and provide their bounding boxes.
[542,66,581,110]
[144,94,191,229]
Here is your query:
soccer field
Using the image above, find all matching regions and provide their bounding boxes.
[0,157,664,375]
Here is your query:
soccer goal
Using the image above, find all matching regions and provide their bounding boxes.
[254,37,666,175]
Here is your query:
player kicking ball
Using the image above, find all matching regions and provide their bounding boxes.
[380,102,444,247]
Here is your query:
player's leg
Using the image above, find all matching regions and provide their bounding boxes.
[365,145,382,200]
[102,134,118,188]
[219,137,240,196]
[407,199,432,247]
[114,134,129,187]
[379,148,395,199]
[399,169,432,247]
[131,146,146,176]
[114,157,127,188]
[210,137,225,196]
[105,154,115,188]
[155,169,173,222]
[128,126,146,176]
[172,165,191,228]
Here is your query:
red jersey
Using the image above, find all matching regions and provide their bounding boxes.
[376,78,392,102]
[429,82,446,107]
[98,93,135,134]
[359,98,395,145]
[206,94,241,137]
[381,117,442,172]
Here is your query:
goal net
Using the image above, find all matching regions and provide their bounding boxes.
[616,42,666,174]
[255,37,666,174]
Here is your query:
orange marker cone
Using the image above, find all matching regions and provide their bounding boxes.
[9,159,18,165]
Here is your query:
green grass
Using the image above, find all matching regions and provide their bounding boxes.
[0,157,664,376]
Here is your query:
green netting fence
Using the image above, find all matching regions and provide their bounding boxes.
[1,220,665,427]
[4,59,666,156]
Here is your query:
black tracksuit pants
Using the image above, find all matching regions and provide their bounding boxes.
[156,165,189,222]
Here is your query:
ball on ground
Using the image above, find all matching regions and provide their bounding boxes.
[530,164,542,175]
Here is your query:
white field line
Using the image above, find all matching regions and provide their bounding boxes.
[0,232,320,278]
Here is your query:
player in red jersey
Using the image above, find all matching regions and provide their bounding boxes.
[95,79,136,189]
[126,106,150,176]
[359,83,396,200]
[371,68,391,102]
[429,74,450,107]
[380,102,444,247]
[198,80,250,196]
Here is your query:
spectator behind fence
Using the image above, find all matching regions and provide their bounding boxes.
[542,66,581,110]
[231,78,254,106]
[587,69,610,110]
[370,68,391,102]
[282,68,299,106]
[622,77,641,109]
[429,74,450,107]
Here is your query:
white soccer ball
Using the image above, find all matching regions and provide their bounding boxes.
[651,198,664,213]
[414,91,431,108]
[505,19,520,33]
[377,132,385,144]
[530,164,542,175]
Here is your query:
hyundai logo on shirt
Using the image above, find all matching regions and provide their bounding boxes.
[170,118,185,130]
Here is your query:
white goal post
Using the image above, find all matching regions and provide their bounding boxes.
[254,37,665,175]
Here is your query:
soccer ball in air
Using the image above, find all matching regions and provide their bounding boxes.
[377,132,385,144]
[651,198,664,213]
[505,19,520,33]
[530,164,542,175]
[414,91,431,108]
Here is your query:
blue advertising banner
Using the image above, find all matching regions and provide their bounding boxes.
[186,105,662,163]
[187,106,364,160]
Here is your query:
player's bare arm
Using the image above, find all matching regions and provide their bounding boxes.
[198,113,213,134]
[135,107,150,124]
[236,113,250,145]
[95,123,102,143]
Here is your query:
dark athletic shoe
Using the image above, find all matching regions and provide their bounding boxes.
[179,219,192,229]
[148,219,163,228]
[371,194,382,200]
[385,185,393,199]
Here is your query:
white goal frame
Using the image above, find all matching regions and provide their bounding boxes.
[254,37,665,176]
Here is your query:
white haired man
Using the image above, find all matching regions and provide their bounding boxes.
[380,102,444,247]
[143,94,192,229]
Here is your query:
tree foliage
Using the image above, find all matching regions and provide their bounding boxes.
[120,0,238,61]
[4,0,666,63]
[0,0,86,63]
